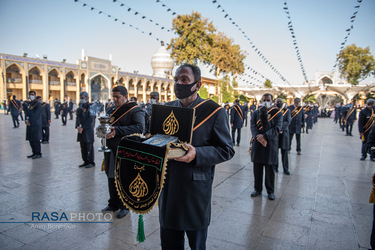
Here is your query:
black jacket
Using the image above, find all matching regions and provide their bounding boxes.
[24,100,42,141]
[41,102,51,127]
[159,96,234,231]
[104,102,145,178]
[251,106,282,165]
[279,107,291,149]
[76,103,96,143]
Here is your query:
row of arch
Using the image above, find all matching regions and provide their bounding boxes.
[3,62,174,103]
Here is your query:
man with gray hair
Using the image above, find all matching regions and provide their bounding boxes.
[358,98,375,161]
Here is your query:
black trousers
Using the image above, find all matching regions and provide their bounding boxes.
[42,127,49,142]
[29,140,41,155]
[107,178,126,209]
[79,140,94,164]
[275,148,289,171]
[11,115,19,127]
[289,133,301,152]
[253,162,275,194]
[362,132,370,158]
[19,112,24,121]
[69,111,73,120]
[55,111,59,119]
[231,127,242,145]
[346,123,353,135]
[61,114,67,125]
[371,204,375,249]
[160,227,208,250]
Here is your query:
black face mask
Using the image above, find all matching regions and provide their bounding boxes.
[174,80,198,99]
[276,102,283,108]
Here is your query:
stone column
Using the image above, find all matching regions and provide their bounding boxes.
[76,74,80,102]
[43,65,48,101]
[60,70,65,101]
[0,64,4,101]
[142,80,146,103]
[22,65,27,100]
[134,77,138,98]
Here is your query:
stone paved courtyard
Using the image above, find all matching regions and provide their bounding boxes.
[0,112,374,249]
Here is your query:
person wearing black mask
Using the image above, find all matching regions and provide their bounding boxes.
[76,92,96,168]
[288,98,304,155]
[250,93,282,200]
[358,99,375,161]
[230,99,244,146]
[158,64,234,249]
[274,98,291,175]
[23,91,42,159]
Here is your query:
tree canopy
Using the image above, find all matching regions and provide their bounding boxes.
[168,11,216,65]
[264,79,272,88]
[169,12,246,78]
[337,44,375,85]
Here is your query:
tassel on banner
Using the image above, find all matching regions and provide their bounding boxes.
[137,215,145,242]
[370,186,375,203]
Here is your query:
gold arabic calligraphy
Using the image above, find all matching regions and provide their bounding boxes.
[129,173,149,201]
[163,111,179,135]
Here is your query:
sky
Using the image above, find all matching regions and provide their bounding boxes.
[1,0,374,87]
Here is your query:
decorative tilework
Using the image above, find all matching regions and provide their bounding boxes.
[5,60,24,69]
[0,54,78,69]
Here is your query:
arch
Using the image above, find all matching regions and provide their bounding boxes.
[66,71,77,86]
[6,62,24,74]
[118,77,125,86]
[137,80,143,91]
[146,81,151,91]
[318,76,333,85]
[29,66,45,85]
[80,73,86,89]
[90,73,110,101]
[6,64,23,83]
[128,78,135,90]
[48,67,62,76]
[48,68,60,85]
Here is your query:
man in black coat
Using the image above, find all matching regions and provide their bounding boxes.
[9,95,21,128]
[288,98,304,155]
[102,86,145,219]
[274,98,291,175]
[61,97,69,126]
[76,92,96,168]
[250,93,282,200]
[24,91,42,159]
[358,99,375,161]
[54,99,60,119]
[230,99,244,146]
[159,64,234,249]
[304,103,313,134]
[37,97,51,144]
[343,103,357,136]
[68,99,74,120]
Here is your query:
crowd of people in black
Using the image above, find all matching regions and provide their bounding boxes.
[3,66,375,249]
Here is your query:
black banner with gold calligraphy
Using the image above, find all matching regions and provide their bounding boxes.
[115,136,168,214]
[151,104,195,143]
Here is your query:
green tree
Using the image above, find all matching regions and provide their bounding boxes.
[168,12,216,65]
[220,76,234,103]
[303,94,316,103]
[337,44,375,85]
[211,96,219,103]
[264,79,272,88]
[239,94,249,103]
[198,86,209,99]
[210,32,246,78]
